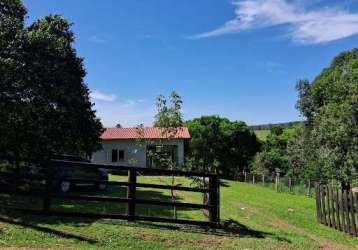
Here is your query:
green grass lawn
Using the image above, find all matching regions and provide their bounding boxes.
[0,176,357,250]
[254,130,270,141]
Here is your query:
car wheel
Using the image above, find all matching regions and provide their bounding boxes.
[60,181,71,193]
[98,183,107,191]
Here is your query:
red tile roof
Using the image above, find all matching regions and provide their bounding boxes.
[101,127,190,140]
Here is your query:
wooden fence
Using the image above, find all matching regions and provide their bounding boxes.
[315,184,357,236]
[0,159,220,227]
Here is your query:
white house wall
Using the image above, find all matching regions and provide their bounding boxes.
[92,139,185,168]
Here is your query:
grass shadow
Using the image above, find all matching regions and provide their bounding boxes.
[106,218,291,243]
[220,219,291,242]
[0,214,98,244]
[0,209,291,245]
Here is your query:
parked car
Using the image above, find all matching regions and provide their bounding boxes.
[29,155,109,193]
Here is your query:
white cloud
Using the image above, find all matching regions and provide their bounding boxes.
[89,89,152,126]
[191,0,358,44]
[90,90,117,102]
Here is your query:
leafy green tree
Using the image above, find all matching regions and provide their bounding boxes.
[266,127,295,153]
[252,126,295,178]
[185,116,261,178]
[286,124,316,181]
[136,91,184,169]
[0,0,103,168]
[154,91,183,129]
[0,0,27,165]
[270,126,283,136]
[138,91,184,219]
[295,48,358,188]
[252,149,288,176]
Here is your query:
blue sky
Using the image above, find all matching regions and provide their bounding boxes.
[23,0,358,127]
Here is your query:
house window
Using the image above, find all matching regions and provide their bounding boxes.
[118,150,124,161]
[111,149,118,162]
[111,149,125,162]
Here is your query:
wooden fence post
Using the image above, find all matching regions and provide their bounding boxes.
[336,188,342,231]
[348,190,357,235]
[355,192,358,236]
[331,186,338,230]
[340,189,346,233]
[328,186,336,228]
[321,185,328,225]
[262,174,265,186]
[209,175,219,226]
[275,173,280,192]
[343,190,350,233]
[252,175,255,184]
[127,169,137,220]
[307,179,311,197]
[288,177,292,193]
[315,184,322,222]
[326,185,332,226]
[43,161,53,214]
[244,171,247,182]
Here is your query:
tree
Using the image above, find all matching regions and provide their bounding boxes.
[115,123,122,128]
[270,126,284,136]
[0,0,103,168]
[0,1,23,164]
[251,126,295,179]
[295,48,358,188]
[154,91,183,129]
[147,91,184,169]
[185,116,261,178]
[252,149,287,176]
[136,91,184,219]
[286,124,316,181]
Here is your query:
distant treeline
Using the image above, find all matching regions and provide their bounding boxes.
[249,121,303,131]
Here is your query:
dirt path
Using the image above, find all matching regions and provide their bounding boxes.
[268,218,354,250]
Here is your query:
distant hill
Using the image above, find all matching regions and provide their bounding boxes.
[249,121,303,131]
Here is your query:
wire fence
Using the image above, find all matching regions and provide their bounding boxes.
[236,172,358,197]
[236,172,316,196]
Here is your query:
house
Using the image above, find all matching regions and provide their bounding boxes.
[91,127,190,168]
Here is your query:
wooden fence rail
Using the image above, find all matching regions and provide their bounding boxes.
[0,159,220,228]
[315,184,358,236]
